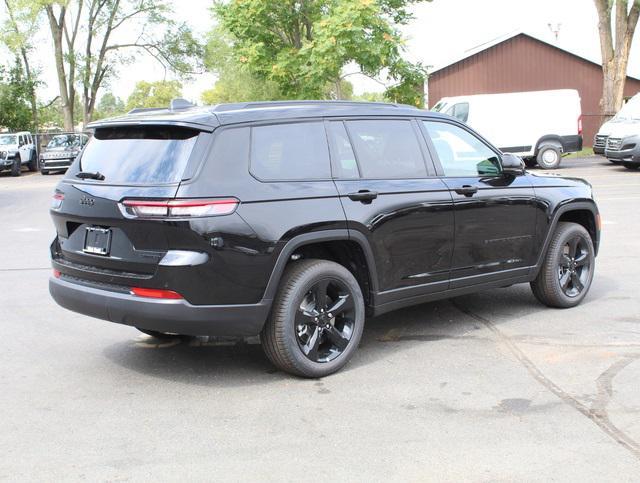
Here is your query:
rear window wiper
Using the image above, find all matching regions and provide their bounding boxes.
[76,171,105,181]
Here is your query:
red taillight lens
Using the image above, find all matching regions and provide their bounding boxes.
[53,269,61,278]
[121,198,239,218]
[130,287,183,299]
[51,192,64,210]
[578,116,583,136]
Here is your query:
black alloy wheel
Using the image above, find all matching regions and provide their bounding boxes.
[558,235,591,298]
[261,259,365,378]
[295,278,356,363]
[531,222,595,308]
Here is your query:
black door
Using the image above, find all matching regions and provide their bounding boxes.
[421,120,537,288]
[326,118,455,303]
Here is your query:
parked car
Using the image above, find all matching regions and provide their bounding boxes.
[604,135,640,169]
[594,93,640,160]
[40,133,89,175]
[49,99,600,377]
[432,89,583,169]
[0,131,38,176]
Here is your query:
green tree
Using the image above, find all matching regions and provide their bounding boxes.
[125,80,182,111]
[0,63,34,131]
[93,92,126,119]
[594,0,640,116]
[33,0,203,130]
[213,0,428,105]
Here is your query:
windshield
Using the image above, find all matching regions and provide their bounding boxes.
[79,126,199,184]
[615,96,640,120]
[47,134,84,149]
[0,135,17,146]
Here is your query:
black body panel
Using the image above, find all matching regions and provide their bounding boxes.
[49,102,600,337]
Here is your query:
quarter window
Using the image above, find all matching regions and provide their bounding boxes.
[327,121,359,179]
[423,121,501,177]
[250,122,331,180]
[345,120,427,179]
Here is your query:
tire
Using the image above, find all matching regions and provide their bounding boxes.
[261,259,365,378]
[536,145,562,169]
[531,222,595,308]
[623,163,640,170]
[28,152,38,172]
[10,157,21,177]
[136,328,183,340]
[524,158,537,168]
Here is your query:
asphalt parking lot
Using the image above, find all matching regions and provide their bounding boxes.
[1,157,639,481]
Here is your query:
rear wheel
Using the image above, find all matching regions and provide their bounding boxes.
[531,222,595,308]
[537,145,562,169]
[10,157,21,176]
[261,259,365,378]
[623,163,640,170]
[28,153,38,172]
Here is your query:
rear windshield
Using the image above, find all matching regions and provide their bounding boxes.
[80,126,198,184]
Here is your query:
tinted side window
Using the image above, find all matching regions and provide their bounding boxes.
[327,121,359,179]
[250,122,331,180]
[423,121,501,177]
[345,120,427,179]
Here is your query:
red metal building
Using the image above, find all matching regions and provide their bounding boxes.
[427,32,640,147]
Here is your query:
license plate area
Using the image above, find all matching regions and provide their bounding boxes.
[83,227,112,256]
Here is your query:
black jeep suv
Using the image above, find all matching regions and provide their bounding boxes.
[49,100,600,377]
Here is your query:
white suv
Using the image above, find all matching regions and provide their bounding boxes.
[0,131,38,176]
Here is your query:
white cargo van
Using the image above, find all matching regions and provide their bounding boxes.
[593,93,640,158]
[432,89,583,169]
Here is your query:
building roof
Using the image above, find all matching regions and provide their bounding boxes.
[429,30,640,81]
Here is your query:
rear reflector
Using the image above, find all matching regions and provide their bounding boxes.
[121,198,239,218]
[53,269,61,278]
[130,287,183,300]
[51,192,64,210]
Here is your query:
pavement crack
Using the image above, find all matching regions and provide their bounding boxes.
[451,299,640,462]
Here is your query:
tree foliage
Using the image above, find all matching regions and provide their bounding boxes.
[125,80,182,111]
[29,0,203,130]
[594,0,640,115]
[94,91,126,120]
[0,62,34,131]
[213,0,428,106]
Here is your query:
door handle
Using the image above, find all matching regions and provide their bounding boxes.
[454,185,478,197]
[347,190,378,203]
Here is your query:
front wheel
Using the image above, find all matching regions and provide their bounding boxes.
[261,259,365,378]
[537,145,562,169]
[10,157,21,176]
[531,222,595,308]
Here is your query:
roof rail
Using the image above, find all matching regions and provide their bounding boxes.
[127,107,165,114]
[211,100,416,112]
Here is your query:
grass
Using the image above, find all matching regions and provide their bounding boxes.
[565,147,594,158]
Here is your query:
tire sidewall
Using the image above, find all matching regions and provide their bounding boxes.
[278,262,365,377]
[547,225,595,307]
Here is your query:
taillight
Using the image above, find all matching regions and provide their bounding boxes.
[53,269,61,278]
[51,191,64,210]
[120,198,239,219]
[130,287,183,299]
[578,116,583,136]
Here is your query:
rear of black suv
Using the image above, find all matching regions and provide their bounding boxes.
[49,116,273,337]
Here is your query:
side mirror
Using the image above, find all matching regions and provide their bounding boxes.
[501,153,525,176]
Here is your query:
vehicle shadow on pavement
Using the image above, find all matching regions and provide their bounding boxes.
[101,279,616,384]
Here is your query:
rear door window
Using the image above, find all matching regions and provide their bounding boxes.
[250,122,331,180]
[344,120,427,179]
[80,126,199,184]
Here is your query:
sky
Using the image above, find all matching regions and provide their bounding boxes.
[2,0,640,105]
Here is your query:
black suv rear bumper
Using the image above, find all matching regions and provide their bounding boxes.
[49,276,271,337]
